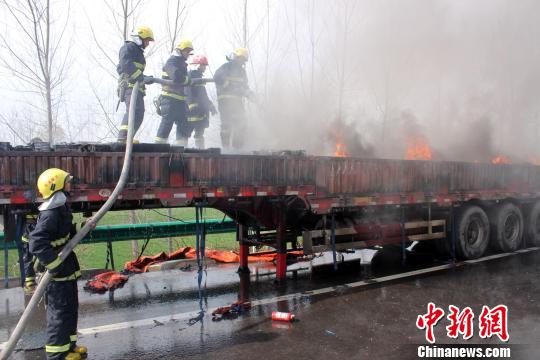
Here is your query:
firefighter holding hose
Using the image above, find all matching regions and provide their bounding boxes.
[29,168,86,360]
[214,48,254,150]
[185,54,217,149]
[154,39,194,145]
[116,25,155,143]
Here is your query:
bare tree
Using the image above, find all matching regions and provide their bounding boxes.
[0,111,40,143]
[0,0,72,145]
[164,0,189,53]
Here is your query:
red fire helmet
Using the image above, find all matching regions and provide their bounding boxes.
[190,55,209,65]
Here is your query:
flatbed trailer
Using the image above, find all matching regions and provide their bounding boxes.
[2,143,540,280]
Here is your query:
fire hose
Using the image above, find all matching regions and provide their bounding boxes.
[0,81,141,360]
[149,77,215,86]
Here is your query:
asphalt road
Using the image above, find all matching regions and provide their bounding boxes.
[1,247,539,359]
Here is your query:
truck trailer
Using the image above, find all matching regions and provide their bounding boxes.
[1,143,540,280]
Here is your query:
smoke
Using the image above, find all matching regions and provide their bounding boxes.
[240,0,540,161]
[2,0,539,157]
[327,118,375,158]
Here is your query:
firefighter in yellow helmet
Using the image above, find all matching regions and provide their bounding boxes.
[30,168,86,360]
[116,25,155,143]
[214,47,253,149]
[154,39,195,145]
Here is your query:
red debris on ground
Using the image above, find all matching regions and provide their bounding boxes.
[212,301,252,321]
[84,271,129,293]
[124,247,303,273]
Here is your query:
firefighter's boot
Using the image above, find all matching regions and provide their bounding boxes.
[72,345,88,358]
[64,352,82,360]
[174,137,188,147]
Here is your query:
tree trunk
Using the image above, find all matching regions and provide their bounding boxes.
[243,0,248,47]
[45,77,53,145]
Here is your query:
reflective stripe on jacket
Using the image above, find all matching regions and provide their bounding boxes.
[161,53,190,100]
[29,203,81,281]
[187,68,213,121]
[117,41,146,93]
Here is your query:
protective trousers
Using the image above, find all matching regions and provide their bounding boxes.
[118,89,145,142]
[22,242,36,285]
[45,280,79,360]
[155,96,187,144]
[218,98,246,149]
[184,108,209,149]
[181,120,207,149]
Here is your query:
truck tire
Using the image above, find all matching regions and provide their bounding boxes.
[525,202,540,246]
[455,205,490,259]
[490,203,523,252]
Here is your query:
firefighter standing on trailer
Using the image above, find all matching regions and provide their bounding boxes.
[214,48,253,149]
[185,55,217,149]
[116,25,155,143]
[29,169,86,360]
[154,40,194,145]
[21,214,38,294]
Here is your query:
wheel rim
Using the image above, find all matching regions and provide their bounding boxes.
[503,213,519,243]
[466,217,484,247]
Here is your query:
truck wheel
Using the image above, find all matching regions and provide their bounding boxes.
[490,203,523,252]
[455,205,490,259]
[525,202,540,246]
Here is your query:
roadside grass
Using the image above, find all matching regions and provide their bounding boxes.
[1,208,237,278]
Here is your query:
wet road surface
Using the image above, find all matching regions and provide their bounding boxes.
[1,247,540,359]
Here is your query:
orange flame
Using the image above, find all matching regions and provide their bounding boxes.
[335,143,348,157]
[491,156,510,164]
[405,137,433,160]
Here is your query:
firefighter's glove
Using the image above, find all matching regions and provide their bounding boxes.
[143,75,155,85]
[117,73,129,101]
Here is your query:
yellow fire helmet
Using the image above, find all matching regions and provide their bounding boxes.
[234,47,249,60]
[136,26,155,41]
[37,168,72,199]
[176,39,194,51]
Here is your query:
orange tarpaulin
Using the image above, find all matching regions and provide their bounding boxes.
[84,271,129,293]
[124,247,303,273]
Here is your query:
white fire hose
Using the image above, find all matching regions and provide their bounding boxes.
[0,81,141,360]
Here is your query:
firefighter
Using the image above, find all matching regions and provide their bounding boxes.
[21,214,37,294]
[214,47,253,149]
[185,55,217,149]
[154,39,194,145]
[116,25,155,143]
[29,168,86,360]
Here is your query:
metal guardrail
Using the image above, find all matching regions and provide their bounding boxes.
[0,219,236,250]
